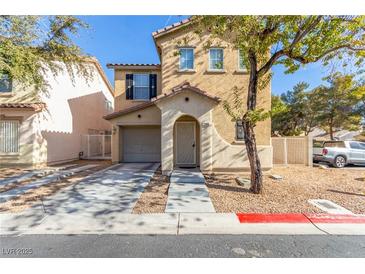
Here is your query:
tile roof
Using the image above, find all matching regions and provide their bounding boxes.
[103,101,154,120]
[106,63,161,68]
[152,18,191,37]
[103,82,220,120]
[0,103,46,111]
[152,81,221,103]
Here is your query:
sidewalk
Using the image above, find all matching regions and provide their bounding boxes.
[1,210,365,236]
[165,168,215,213]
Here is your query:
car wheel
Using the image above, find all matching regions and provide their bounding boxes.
[333,155,346,168]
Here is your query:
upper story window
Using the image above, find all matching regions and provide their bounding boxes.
[105,99,113,112]
[126,73,157,101]
[179,48,194,70]
[209,48,224,71]
[134,74,150,100]
[238,49,247,71]
[0,73,12,93]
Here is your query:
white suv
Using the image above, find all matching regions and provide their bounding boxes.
[313,140,365,168]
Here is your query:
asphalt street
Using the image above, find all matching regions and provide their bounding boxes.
[1,235,365,258]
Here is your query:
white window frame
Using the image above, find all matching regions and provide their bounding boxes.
[179,48,195,71]
[0,120,20,154]
[133,73,150,101]
[209,48,224,71]
[105,99,113,112]
[237,49,247,72]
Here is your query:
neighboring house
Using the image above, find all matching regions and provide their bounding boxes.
[0,58,114,167]
[104,19,272,175]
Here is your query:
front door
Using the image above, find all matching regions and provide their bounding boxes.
[175,121,196,167]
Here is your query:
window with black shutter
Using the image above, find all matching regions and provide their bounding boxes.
[149,74,157,99]
[126,74,133,100]
[126,73,157,100]
[236,120,244,140]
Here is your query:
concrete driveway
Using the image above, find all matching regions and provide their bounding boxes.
[42,163,159,216]
[1,163,166,235]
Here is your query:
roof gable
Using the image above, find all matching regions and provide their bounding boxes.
[103,81,220,120]
[152,18,191,39]
[152,81,221,103]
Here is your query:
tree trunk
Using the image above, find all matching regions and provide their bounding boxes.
[243,119,263,193]
[329,117,334,140]
[243,51,263,194]
[329,125,334,140]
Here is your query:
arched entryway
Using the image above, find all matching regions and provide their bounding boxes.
[173,115,200,168]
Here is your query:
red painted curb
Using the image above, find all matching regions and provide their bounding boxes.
[236,213,310,223]
[236,213,365,224]
[305,213,365,224]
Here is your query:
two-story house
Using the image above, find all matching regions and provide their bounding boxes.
[0,58,114,167]
[105,19,272,175]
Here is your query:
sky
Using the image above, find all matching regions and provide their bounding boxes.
[74,15,349,96]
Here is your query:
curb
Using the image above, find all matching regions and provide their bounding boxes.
[2,212,365,236]
[236,213,365,224]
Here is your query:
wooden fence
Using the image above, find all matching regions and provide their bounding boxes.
[271,136,313,166]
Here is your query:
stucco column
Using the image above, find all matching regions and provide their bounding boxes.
[199,111,213,172]
[111,124,120,163]
[160,109,174,175]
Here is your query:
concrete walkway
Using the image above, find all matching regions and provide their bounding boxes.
[165,168,215,213]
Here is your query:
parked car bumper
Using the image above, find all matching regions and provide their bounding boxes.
[313,155,334,164]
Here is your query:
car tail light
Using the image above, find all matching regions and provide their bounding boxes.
[322,148,328,155]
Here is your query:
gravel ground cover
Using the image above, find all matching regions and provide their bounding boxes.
[133,167,170,214]
[205,165,365,214]
[0,160,111,213]
[0,168,27,179]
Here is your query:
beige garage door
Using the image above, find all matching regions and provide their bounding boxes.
[122,126,161,162]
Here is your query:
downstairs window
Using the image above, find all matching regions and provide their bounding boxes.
[236,120,244,141]
[0,120,20,153]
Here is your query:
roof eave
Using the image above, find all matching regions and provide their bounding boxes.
[152,18,192,40]
[106,64,161,70]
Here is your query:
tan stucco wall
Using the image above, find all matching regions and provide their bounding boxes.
[108,105,161,163]
[154,89,272,174]
[155,90,216,174]
[0,82,40,104]
[155,27,271,146]
[211,125,273,171]
[107,24,272,170]
[114,69,162,111]
[0,110,38,167]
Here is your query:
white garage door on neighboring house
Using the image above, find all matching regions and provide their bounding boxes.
[122,126,161,162]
